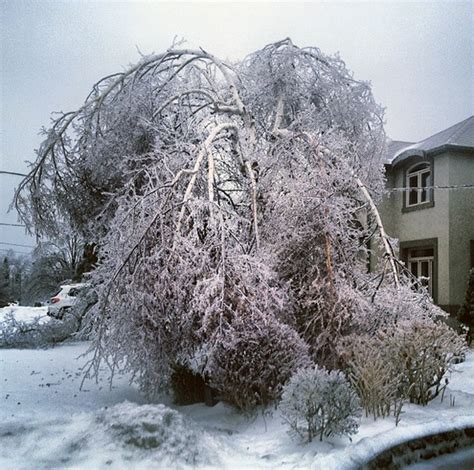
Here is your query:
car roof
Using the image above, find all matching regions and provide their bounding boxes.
[59,283,88,290]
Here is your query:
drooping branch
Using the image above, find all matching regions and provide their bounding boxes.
[271,95,293,139]
[175,122,238,237]
[354,175,400,288]
[244,159,260,250]
[15,48,245,224]
[152,89,217,119]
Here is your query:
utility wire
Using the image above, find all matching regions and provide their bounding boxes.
[0,171,27,177]
[386,184,474,192]
[0,241,34,248]
[0,223,26,227]
[0,248,30,255]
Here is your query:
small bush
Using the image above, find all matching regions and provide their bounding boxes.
[206,314,310,411]
[279,365,361,442]
[385,318,467,405]
[339,334,405,422]
[340,318,467,419]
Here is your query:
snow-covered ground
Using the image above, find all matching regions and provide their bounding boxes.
[1,306,474,469]
[0,304,49,325]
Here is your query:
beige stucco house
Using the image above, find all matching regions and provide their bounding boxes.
[376,116,474,313]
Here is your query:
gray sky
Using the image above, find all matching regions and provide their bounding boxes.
[1,0,473,252]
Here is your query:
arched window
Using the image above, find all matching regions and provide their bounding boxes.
[406,163,431,207]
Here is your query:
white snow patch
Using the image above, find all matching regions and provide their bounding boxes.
[0,342,146,419]
[0,305,49,327]
[0,401,223,469]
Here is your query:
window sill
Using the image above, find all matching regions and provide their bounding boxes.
[402,200,435,213]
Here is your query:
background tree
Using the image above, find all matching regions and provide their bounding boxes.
[0,257,12,307]
[22,234,82,303]
[7,253,31,304]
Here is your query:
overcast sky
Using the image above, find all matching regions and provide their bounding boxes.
[1,0,473,252]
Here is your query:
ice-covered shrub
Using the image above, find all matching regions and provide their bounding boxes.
[384,318,467,405]
[85,207,297,398]
[339,334,405,421]
[340,318,467,417]
[96,402,215,466]
[356,282,447,335]
[279,365,361,442]
[206,314,310,411]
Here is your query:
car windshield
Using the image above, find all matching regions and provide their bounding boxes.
[68,286,86,297]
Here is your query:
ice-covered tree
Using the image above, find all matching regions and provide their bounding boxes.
[16,39,433,403]
[4,253,31,305]
[22,232,83,303]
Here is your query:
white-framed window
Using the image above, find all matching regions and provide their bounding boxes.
[406,163,431,207]
[407,247,434,296]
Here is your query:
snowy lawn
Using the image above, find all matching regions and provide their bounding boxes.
[1,326,474,468]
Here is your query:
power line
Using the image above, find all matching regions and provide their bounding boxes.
[0,223,26,227]
[0,170,27,177]
[0,241,34,248]
[0,248,30,256]
[386,184,474,192]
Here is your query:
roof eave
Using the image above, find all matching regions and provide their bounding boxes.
[386,144,474,168]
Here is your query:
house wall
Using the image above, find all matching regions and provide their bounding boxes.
[448,152,474,310]
[375,150,474,311]
[375,154,451,305]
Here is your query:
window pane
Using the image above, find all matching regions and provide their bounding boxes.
[406,244,434,297]
[421,261,430,278]
[408,175,419,205]
[409,163,429,173]
[410,248,434,258]
[421,171,430,202]
[421,171,430,187]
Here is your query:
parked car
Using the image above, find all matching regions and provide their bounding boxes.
[47,283,88,320]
